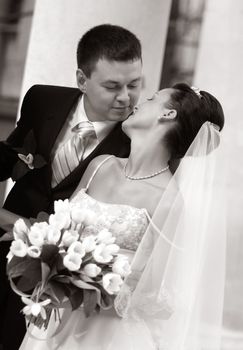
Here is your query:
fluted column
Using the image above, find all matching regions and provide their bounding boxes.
[20,0,172,102]
[194,0,243,343]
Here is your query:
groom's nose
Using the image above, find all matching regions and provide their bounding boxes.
[116,86,130,104]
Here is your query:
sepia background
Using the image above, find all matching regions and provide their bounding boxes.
[0,0,242,348]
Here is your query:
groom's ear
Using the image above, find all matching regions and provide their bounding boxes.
[76,69,87,93]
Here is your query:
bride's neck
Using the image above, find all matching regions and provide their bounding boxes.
[126,139,171,177]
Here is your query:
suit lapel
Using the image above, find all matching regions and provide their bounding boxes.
[39,89,81,160]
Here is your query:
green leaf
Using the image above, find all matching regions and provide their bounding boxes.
[69,288,84,310]
[44,281,67,304]
[7,256,38,277]
[83,289,98,317]
[15,275,38,292]
[8,257,42,292]
[41,244,59,266]
[52,275,71,284]
[41,261,51,282]
[93,282,114,309]
[56,254,66,273]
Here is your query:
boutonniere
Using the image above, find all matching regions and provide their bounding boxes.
[11,130,47,181]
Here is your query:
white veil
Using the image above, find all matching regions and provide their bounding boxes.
[111,121,228,349]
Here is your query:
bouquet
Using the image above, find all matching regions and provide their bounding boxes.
[4,199,131,330]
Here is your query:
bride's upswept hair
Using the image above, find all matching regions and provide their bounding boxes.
[165,83,225,159]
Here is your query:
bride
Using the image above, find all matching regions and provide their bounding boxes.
[1,83,226,349]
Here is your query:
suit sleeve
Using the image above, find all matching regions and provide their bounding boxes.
[0,85,36,181]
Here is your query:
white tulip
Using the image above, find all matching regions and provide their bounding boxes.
[63,253,82,271]
[83,263,101,278]
[68,241,85,257]
[54,199,72,214]
[82,210,97,226]
[46,226,61,244]
[102,273,123,295]
[49,211,71,230]
[93,243,119,264]
[97,229,115,244]
[61,230,79,247]
[105,244,120,255]
[71,207,86,224]
[112,256,131,277]
[13,218,29,242]
[27,245,41,258]
[28,222,49,247]
[10,239,28,257]
[82,235,96,253]
[6,251,13,262]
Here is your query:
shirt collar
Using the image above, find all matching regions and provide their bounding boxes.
[73,95,117,142]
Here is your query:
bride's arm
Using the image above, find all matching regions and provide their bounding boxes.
[0,208,24,231]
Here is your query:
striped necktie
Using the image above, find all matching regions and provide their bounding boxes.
[51,121,96,187]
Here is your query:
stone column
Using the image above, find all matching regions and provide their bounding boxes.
[20,0,172,102]
[194,0,243,344]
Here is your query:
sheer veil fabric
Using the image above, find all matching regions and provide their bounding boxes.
[112,122,228,350]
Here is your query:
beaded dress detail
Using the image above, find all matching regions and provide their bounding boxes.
[71,156,148,251]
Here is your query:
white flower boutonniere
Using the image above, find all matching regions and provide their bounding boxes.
[18,153,34,170]
[10,130,47,180]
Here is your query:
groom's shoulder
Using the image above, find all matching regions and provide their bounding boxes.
[24,84,80,99]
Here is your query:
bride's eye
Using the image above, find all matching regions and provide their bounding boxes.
[147,93,157,101]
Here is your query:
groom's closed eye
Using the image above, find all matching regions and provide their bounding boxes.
[102,83,119,90]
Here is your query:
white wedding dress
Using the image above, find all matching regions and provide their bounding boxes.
[19,156,149,350]
[19,122,230,350]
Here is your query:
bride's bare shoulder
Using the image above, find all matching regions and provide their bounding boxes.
[88,154,117,168]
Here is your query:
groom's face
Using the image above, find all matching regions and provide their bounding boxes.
[77,58,142,122]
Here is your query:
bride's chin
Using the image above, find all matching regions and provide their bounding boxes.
[121,120,129,134]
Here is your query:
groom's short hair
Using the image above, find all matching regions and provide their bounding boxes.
[77,24,142,77]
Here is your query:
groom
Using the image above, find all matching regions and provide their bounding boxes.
[0,24,142,350]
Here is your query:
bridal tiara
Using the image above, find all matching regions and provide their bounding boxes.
[191,86,202,98]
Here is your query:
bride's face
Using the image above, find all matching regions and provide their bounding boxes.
[122,88,175,135]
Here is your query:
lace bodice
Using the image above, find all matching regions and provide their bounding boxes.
[71,156,148,251]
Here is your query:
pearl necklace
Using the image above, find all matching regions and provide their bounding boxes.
[124,162,169,180]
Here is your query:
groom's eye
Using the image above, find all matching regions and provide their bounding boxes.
[128,84,139,89]
[104,85,117,90]
[102,82,119,90]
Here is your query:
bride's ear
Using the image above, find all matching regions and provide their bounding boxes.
[158,109,177,121]
[76,69,87,93]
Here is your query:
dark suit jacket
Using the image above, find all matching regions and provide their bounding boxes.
[0,84,130,349]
